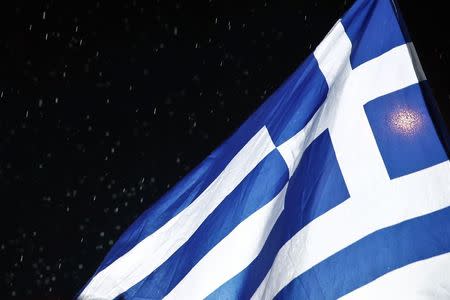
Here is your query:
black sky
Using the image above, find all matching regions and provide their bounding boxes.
[0,1,449,299]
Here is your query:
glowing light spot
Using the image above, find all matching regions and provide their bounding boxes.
[389,107,423,136]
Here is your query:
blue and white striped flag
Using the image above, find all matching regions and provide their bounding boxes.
[79,0,450,299]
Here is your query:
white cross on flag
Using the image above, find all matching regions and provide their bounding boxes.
[79,0,450,299]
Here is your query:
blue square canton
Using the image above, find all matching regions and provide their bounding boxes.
[364,83,448,179]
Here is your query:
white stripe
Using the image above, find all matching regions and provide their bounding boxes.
[313,20,351,88]
[277,125,308,176]
[352,43,420,104]
[277,101,328,176]
[340,252,450,300]
[252,161,450,300]
[79,126,276,300]
[164,185,288,300]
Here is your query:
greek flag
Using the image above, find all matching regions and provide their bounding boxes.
[79,0,450,299]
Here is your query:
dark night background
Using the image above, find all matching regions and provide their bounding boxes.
[0,0,448,298]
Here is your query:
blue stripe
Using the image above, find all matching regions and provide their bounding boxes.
[265,55,328,146]
[342,0,408,69]
[276,205,450,299]
[119,150,289,299]
[208,130,349,299]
